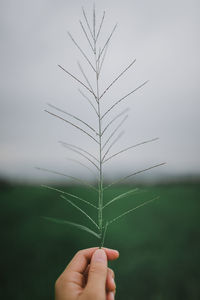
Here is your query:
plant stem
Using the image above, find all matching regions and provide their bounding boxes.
[94,27,104,247]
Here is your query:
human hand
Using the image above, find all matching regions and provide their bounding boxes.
[55,247,119,300]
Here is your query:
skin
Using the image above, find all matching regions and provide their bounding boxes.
[55,247,119,300]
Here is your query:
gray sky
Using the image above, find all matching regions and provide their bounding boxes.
[0,0,199,182]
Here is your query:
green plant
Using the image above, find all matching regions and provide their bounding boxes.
[39,5,165,247]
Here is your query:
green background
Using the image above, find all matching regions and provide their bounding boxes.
[0,183,200,299]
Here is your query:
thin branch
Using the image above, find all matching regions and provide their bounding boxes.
[43,217,100,239]
[79,20,94,51]
[60,142,100,171]
[66,158,98,178]
[102,108,130,135]
[99,43,109,74]
[98,24,118,61]
[77,61,95,94]
[82,7,94,41]
[101,221,108,248]
[103,188,139,209]
[42,185,98,209]
[61,196,99,229]
[96,47,101,74]
[65,147,99,171]
[104,163,166,190]
[60,141,99,163]
[102,115,128,151]
[93,3,96,41]
[108,196,160,225]
[58,64,94,95]
[103,137,159,163]
[101,80,149,120]
[96,11,105,42]
[36,167,98,191]
[47,103,97,134]
[102,131,124,162]
[67,32,96,72]
[99,59,136,100]
[45,110,99,144]
[78,89,99,116]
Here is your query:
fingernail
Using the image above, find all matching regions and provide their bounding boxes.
[108,291,115,300]
[92,249,107,263]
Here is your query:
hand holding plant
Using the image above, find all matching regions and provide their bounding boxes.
[55,247,119,300]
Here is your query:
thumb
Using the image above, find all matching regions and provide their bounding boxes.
[86,249,107,295]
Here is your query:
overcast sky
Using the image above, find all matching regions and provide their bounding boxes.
[0,0,199,182]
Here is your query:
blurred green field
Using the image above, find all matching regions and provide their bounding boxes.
[0,183,200,300]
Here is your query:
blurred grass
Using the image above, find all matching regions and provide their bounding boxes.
[0,183,200,300]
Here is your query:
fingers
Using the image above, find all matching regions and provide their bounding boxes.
[84,265,116,292]
[63,247,119,276]
[55,248,118,300]
[85,250,116,299]
[102,247,119,260]
[107,291,115,300]
[106,268,116,300]
[106,292,115,300]
[106,268,115,292]
[86,249,107,293]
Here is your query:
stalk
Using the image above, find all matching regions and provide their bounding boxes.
[93,29,104,246]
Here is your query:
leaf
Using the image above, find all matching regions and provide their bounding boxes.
[101,108,130,136]
[102,115,128,151]
[96,10,105,42]
[42,217,101,239]
[98,23,117,61]
[103,188,139,209]
[61,195,99,229]
[37,167,98,191]
[104,163,166,190]
[47,103,96,133]
[67,33,96,72]
[45,109,99,144]
[108,196,160,225]
[101,80,149,119]
[103,137,159,163]
[60,141,100,170]
[41,185,98,209]
[99,59,136,100]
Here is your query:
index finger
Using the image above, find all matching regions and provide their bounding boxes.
[64,247,119,275]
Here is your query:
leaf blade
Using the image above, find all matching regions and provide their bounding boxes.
[42,217,100,239]
[61,195,99,229]
[103,188,139,209]
[41,185,98,209]
[108,196,160,225]
[103,137,159,163]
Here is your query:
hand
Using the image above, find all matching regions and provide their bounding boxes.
[55,247,119,300]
